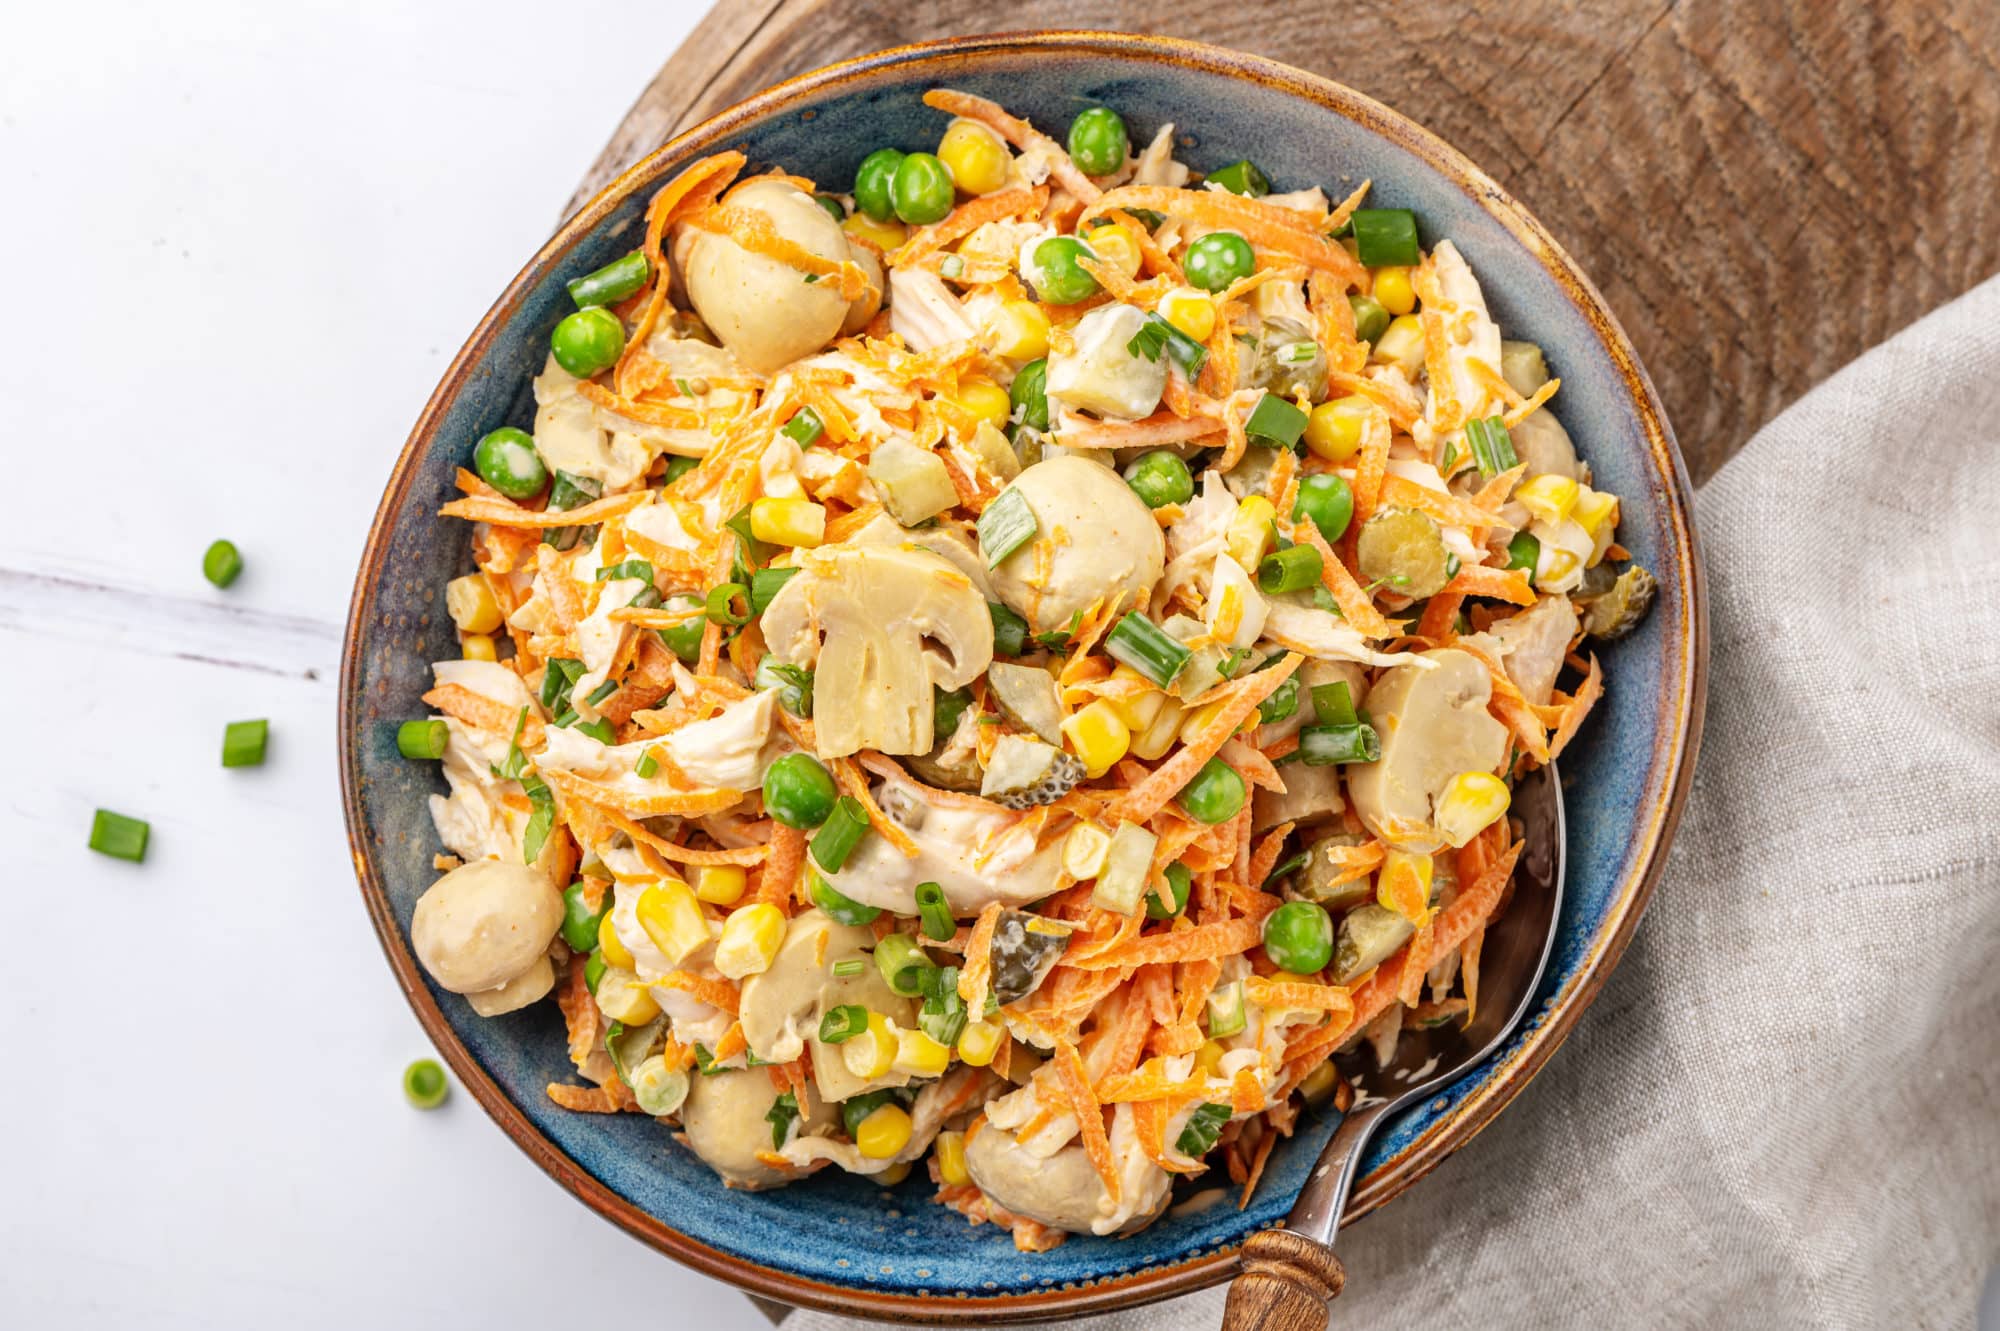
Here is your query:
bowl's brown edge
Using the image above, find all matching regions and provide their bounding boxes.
[339,28,1708,1325]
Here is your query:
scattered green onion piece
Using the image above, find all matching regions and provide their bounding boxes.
[915,881,956,942]
[1257,545,1324,596]
[661,455,699,485]
[919,971,969,1046]
[1204,160,1270,197]
[989,601,1030,657]
[976,487,1038,567]
[541,470,601,551]
[573,718,615,745]
[1466,415,1519,478]
[1505,532,1541,582]
[220,719,269,768]
[1205,981,1248,1038]
[585,679,618,707]
[1351,208,1421,267]
[657,596,705,663]
[1245,392,1309,450]
[397,719,449,760]
[88,809,149,862]
[1125,313,1210,379]
[1176,1102,1233,1156]
[1258,675,1301,726]
[595,558,655,583]
[560,882,608,952]
[818,1004,870,1044]
[832,958,865,978]
[766,1091,800,1149]
[634,749,660,779]
[874,933,935,997]
[704,583,750,626]
[1145,863,1193,921]
[403,1058,449,1110]
[1312,681,1358,727]
[810,874,880,926]
[756,657,814,717]
[202,539,242,588]
[566,250,651,309]
[1104,612,1192,687]
[808,797,871,872]
[540,657,584,711]
[519,774,556,863]
[782,407,824,447]
[933,687,973,744]
[1347,294,1390,344]
[1298,722,1381,765]
[750,566,799,616]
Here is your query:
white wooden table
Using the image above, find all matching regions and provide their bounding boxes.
[0,3,765,1326]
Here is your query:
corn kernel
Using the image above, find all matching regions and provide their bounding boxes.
[636,880,710,966]
[1514,474,1580,526]
[1179,697,1236,747]
[1130,697,1187,761]
[855,1103,913,1159]
[693,864,747,906]
[1157,288,1216,343]
[1225,495,1277,571]
[1570,487,1621,566]
[1063,822,1112,880]
[1102,665,1166,731]
[1194,1039,1229,1079]
[893,1027,952,1079]
[597,910,635,971]
[1435,771,1511,849]
[1377,849,1435,922]
[1371,314,1426,374]
[1298,1060,1341,1107]
[934,1130,970,1185]
[459,632,497,662]
[1303,395,1372,462]
[1061,699,1131,778]
[714,902,785,979]
[842,1012,898,1080]
[949,377,1012,431]
[842,212,907,253]
[956,1019,1006,1068]
[1084,222,1143,279]
[937,117,1011,196]
[1538,545,1581,588]
[1371,266,1417,316]
[594,966,660,1024]
[985,299,1050,361]
[445,574,502,634]
[748,497,827,548]
[876,1160,913,1186]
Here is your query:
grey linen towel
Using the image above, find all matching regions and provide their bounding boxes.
[794,275,2000,1330]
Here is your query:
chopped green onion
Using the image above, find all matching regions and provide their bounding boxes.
[934,687,973,742]
[705,583,750,626]
[818,1004,870,1044]
[88,809,149,862]
[542,471,601,551]
[1217,646,1253,679]
[989,601,1030,657]
[915,881,956,942]
[766,1091,800,1148]
[1245,392,1309,450]
[755,656,814,717]
[1125,312,1210,378]
[202,539,242,588]
[220,719,268,768]
[595,558,655,584]
[567,250,651,308]
[397,719,449,760]
[1104,612,1192,687]
[832,958,864,978]
[403,1058,449,1110]
[1257,545,1324,595]
[1261,850,1309,890]
[540,658,584,712]
[1439,439,1460,473]
[519,773,556,862]
[584,952,607,992]
[1257,675,1300,725]
[976,487,1038,567]
[782,407,824,447]
[1206,981,1248,1039]
[573,718,615,744]
[1466,415,1518,478]
[1351,208,1421,267]
[585,679,618,707]
[919,970,969,1046]
[810,874,880,926]
[1299,722,1381,765]
[661,455,699,485]
[874,933,934,997]
[1312,681,1358,726]
[750,566,798,615]
[808,796,871,872]
[1505,531,1540,582]
[1205,160,1270,198]
[1176,1101,1234,1156]
[634,749,660,779]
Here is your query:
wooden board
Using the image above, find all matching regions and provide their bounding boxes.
[567,0,2000,483]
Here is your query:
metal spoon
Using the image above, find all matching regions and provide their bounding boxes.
[1220,762,1566,1331]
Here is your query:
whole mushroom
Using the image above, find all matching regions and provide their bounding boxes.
[759,539,994,758]
[410,860,563,1016]
[985,456,1165,635]
[965,1116,1170,1235]
[680,1066,835,1190]
[1345,648,1509,853]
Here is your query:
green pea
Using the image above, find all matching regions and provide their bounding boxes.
[1031,236,1101,305]
[560,881,607,953]
[1066,106,1128,176]
[1178,756,1246,825]
[890,152,955,226]
[403,1058,449,1110]
[764,752,838,830]
[1262,900,1334,974]
[473,427,548,500]
[1010,358,1050,432]
[551,306,625,378]
[813,193,847,223]
[1293,473,1354,542]
[583,951,607,993]
[1348,293,1390,344]
[657,594,705,664]
[1506,531,1540,583]
[811,875,882,928]
[1145,862,1193,921]
[853,149,906,223]
[1184,232,1255,293]
[1124,450,1194,509]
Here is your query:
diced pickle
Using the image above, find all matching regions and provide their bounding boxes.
[1331,903,1415,984]
[988,910,1073,1005]
[986,662,1064,743]
[1356,507,1452,599]
[1499,340,1549,396]
[1296,832,1373,912]
[1578,564,1658,642]
[1249,317,1329,401]
[981,734,1084,808]
[902,746,982,793]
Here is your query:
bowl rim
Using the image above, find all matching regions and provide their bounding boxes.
[340,28,1707,1324]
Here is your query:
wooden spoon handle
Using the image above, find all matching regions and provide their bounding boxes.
[1220,1228,1346,1331]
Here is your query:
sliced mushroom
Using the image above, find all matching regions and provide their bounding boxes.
[818,767,1065,915]
[682,179,852,373]
[965,1114,1170,1235]
[739,909,876,1065]
[1252,660,1367,833]
[1484,594,1578,706]
[531,357,653,489]
[1044,303,1167,421]
[680,1066,834,1190]
[1345,648,1509,853]
[760,540,994,757]
[986,456,1165,635]
[410,860,562,1002]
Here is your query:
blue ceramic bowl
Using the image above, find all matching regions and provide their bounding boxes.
[341,32,1706,1323]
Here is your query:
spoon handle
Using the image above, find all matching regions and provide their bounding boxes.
[1220,1229,1345,1331]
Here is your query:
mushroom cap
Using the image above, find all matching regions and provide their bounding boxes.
[410,860,562,995]
[965,1119,1171,1235]
[739,909,913,1074]
[682,179,850,373]
[760,540,994,758]
[1345,648,1510,853]
[986,456,1165,635]
[465,953,556,1017]
[1044,302,1167,421]
[681,1066,835,1190]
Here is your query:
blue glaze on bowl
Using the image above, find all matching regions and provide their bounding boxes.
[342,34,1703,1320]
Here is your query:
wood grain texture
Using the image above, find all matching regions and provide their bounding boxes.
[567,0,1999,482]
[1220,1229,1345,1331]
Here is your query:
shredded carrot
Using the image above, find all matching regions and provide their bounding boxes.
[1443,562,1536,607]
[831,758,920,857]
[1238,1127,1277,1210]
[440,489,652,530]
[547,1083,626,1114]
[420,684,542,746]
[681,204,870,300]
[1070,917,1264,971]
[1105,655,1299,823]
[757,825,806,905]
[1291,521,1404,638]
[923,89,1100,202]
[1051,1045,1119,1202]
[1548,653,1604,760]
[1245,976,1355,1016]
[539,766,742,818]
[1081,186,1364,287]
[658,971,741,1016]
[1380,474,1513,534]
